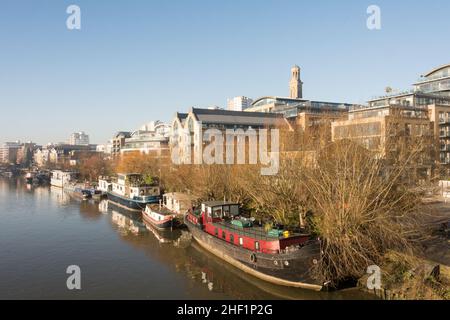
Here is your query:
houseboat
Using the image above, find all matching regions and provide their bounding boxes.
[143,192,196,230]
[143,203,178,230]
[50,170,77,188]
[107,173,160,212]
[184,201,325,291]
[98,176,113,194]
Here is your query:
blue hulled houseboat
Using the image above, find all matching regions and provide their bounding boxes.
[107,173,161,212]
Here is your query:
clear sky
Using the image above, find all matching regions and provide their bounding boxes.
[1,0,449,145]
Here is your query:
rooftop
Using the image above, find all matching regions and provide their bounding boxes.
[423,63,450,78]
[189,107,286,127]
[203,200,240,207]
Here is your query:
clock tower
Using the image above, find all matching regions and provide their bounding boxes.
[289,65,303,99]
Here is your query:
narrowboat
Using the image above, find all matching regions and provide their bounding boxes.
[143,192,197,229]
[106,173,160,212]
[184,201,325,291]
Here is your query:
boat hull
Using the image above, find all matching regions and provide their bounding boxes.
[185,218,324,291]
[143,212,176,230]
[107,192,159,212]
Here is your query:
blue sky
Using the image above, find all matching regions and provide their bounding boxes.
[1,0,449,145]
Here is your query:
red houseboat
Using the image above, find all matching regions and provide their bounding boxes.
[185,201,325,291]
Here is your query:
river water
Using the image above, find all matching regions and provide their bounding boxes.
[0,179,372,300]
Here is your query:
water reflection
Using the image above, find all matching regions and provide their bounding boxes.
[109,204,148,235]
[98,199,109,214]
[79,200,103,221]
[0,178,374,300]
[104,203,373,300]
[49,186,70,206]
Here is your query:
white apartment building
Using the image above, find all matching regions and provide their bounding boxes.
[120,121,171,156]
[227,96,253,111]
[69,131,90,145]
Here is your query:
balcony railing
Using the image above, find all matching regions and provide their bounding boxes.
[439,118,450,125]
[415,74,450,84]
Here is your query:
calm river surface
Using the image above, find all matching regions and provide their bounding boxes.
[0,179,372,300]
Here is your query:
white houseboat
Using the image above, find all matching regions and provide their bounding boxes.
[98,176,113,196]
[50,170,77,188]
[107,173,160,212]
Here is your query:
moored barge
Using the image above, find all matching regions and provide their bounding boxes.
[107,173,160,212]
[143,204,178,229]
[143,192,197,230]
[185,201,324,291]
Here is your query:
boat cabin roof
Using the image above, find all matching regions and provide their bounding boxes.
[147,204,175,216]
[203,201,239,208]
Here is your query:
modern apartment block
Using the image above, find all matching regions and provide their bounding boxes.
[413,63,450,97]
[0,142,21,164]
[111,131,132,158]
[69,131,90,145]
[332,104,433,153]
[227,96,254,111]
[120,121,171,157]
[332,63,450,176]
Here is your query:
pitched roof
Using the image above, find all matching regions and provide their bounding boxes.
[189,107,286,127]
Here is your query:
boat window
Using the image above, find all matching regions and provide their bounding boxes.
[230,205,239,216]
[255,241,260,251]
[230,234,234,244]
[212,206,222,218]
[214,228,218,237]
[239,237,243,246]
[222,230,226,239]
[223,206,230,217]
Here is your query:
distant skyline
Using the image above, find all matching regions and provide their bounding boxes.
[1,0,450,145]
